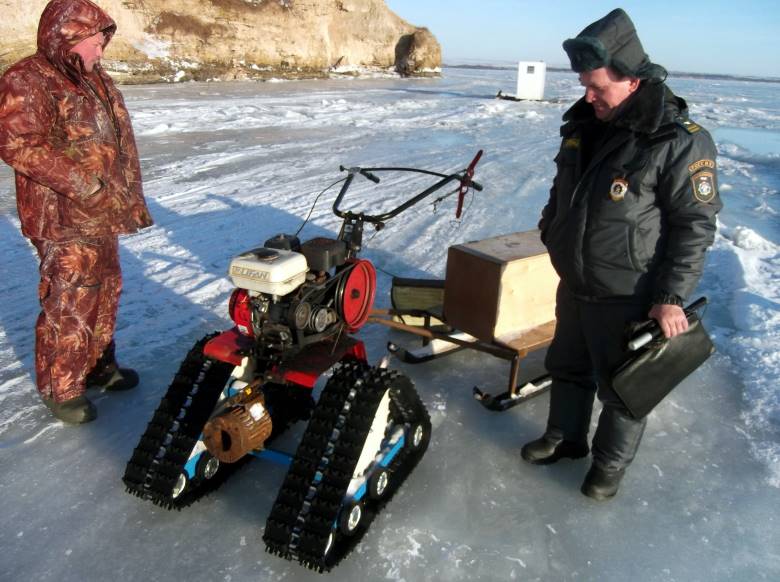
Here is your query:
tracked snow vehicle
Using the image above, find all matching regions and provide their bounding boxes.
[123,152,483,571]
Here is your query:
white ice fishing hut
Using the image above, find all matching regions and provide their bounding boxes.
[516,61,546,101]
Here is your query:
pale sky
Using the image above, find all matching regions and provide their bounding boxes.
[385,1,780,78]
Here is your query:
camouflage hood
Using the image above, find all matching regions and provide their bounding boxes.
[37,0,116,82]
[0,0,152,242]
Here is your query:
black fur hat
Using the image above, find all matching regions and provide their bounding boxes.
[563,8,666,80]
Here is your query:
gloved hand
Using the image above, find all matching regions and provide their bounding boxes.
[79,176,107,206]
[79,177,128,212]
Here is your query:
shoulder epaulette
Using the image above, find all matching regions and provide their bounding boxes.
[675,116,702,134]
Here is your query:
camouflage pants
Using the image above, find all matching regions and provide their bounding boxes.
[32,237,122,402]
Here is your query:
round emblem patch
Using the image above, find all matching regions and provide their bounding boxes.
[609,178,629,202]
[691,171,715,203]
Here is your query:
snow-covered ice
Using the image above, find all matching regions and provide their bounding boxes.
[1,68,778,581]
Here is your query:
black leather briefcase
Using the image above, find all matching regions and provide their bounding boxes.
[612,317,715,419]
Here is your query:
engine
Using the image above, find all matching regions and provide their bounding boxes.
[226,234,376,353]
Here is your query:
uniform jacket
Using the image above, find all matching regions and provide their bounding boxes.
[0,0,152,242]
[539,81,722,302]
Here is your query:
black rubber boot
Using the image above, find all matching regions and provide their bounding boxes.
[581,464,625,500]
[522,379,594,465]
[86,341,139,391]
[521,432,589,465]
[591,406,646,470]
[43,395,97,424]
[89,366,139,391]
[583,406,646,500]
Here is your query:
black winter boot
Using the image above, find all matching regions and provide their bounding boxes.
[583,406,645,499]
[42,395,97,424]
[88,367,139,391]
[527,380,595,466]
[521,432,589,465]
[581,464,625,500]
[86,341,139,391]
[590,404,645,471]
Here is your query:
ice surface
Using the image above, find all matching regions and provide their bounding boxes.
[0,68,778,581]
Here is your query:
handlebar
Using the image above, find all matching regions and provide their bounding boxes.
[333,152,484,223]
[627,296,708,351]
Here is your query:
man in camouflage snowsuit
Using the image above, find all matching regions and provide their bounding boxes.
[521,9,722,499]
[0,0,153,423]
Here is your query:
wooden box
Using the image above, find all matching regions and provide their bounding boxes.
[443,230,559,344]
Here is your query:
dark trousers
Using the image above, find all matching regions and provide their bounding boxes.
[544,283,648,471]
[32,236,122,402]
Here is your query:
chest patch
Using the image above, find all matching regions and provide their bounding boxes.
[609,177,629,202]
[691,171,716,203]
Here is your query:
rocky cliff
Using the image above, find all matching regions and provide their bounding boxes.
[0,0,441,82]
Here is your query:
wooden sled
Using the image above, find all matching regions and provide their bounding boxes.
[370,231,559,411]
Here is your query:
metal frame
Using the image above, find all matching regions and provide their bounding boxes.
[368,307,553,411]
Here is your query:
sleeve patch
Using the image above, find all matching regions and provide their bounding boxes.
[691,171,716,203]
[563,137,580,149]
[688,159,716,173]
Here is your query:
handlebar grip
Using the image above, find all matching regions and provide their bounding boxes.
[471,180,483,192]
[360,169,380,184]
[338,165,380,183]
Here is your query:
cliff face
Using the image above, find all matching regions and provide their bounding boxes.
[0,0,441,82]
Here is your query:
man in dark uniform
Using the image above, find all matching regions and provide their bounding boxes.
[521,9,722,500]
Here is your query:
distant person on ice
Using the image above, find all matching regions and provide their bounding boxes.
[523,9,722,499]
[0,0,153,423]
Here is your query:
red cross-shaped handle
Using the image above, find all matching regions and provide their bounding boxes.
[456,149,483,219]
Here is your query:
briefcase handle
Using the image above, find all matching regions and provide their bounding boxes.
[628,297,708,351]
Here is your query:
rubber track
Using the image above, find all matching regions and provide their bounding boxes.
[263,361,431,572]
[122,334,247,509]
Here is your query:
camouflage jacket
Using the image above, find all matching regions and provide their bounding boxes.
[0,0,152,242]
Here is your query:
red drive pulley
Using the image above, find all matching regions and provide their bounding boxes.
[229,288,254,336]
[336,258,376,332]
